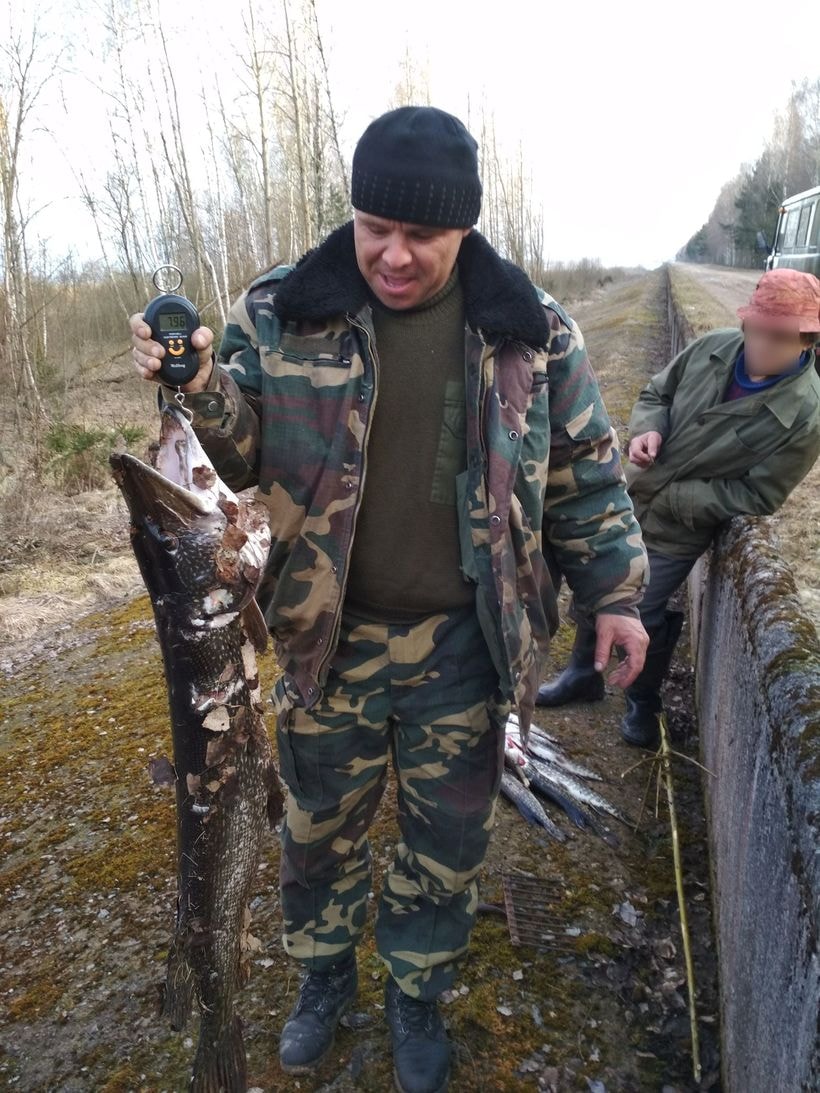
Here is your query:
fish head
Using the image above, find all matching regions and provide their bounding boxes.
[110,405,270,627]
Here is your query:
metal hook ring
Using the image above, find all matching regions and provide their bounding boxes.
[173,389,194,423]
[152,264,184,293]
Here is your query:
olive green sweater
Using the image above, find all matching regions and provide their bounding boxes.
[345,270,475,620]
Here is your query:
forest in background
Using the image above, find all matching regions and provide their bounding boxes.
[0,0,620,442]
[679,78,820,268]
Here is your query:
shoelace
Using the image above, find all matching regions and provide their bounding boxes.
[394,990,439,1036]
[294,966,351,1018]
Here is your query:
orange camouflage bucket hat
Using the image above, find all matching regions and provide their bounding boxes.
[737,268,820,333]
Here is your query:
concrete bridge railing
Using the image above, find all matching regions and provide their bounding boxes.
[666,267,820,1092]
[688,523,819,1093]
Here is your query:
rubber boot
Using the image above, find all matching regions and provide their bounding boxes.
[385,976,451,1093]
[536,621,604,707]
[279,952,358,1073]
[620,610,685,748]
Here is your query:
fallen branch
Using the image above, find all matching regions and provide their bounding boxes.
[659,712,702,1085]
[621,716,712,1083]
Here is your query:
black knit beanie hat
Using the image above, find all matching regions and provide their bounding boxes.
[351,106,482,229]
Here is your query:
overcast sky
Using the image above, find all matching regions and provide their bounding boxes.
[10,0,820,269]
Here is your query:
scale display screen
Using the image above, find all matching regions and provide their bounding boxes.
[159,312,189,333]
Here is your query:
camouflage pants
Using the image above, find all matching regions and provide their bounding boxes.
[272,606,507,1000]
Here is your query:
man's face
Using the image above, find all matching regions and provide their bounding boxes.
[743,323,811,377]
[353,211,470,310]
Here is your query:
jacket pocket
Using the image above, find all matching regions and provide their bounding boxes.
[731,424,778,459]
[278,331,350,365]
[455,470,480,583]
[431,381,467,506]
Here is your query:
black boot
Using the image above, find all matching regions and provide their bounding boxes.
[536,622,604,707]
[385,976,451,1093]
[621,610,685,748]
[279,953,358,1074]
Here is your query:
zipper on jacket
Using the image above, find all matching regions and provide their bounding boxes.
[314,313,380,683]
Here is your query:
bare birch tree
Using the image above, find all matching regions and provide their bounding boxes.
[0,21,52,424]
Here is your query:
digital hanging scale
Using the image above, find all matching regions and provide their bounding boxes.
[144,265,201,386]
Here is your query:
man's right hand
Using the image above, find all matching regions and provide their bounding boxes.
[628,430,663,467]
[130,313,216,393]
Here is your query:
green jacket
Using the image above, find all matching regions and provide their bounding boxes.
[626,328,820,557]
[166,223,647,726]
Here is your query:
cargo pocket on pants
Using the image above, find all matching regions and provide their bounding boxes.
[273,678,326,813]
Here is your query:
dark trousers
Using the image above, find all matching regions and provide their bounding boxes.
[639,549,699,632]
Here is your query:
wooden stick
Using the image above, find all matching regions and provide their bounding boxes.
[659,712,702,1084]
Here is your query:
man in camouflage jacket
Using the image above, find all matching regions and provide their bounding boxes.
[131,106,648,1093]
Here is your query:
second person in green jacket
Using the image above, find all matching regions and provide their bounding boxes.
[537,268,820,747]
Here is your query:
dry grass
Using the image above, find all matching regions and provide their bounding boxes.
[0,351,158,658]
[540,260,634,306]
[666,265,736,336]
[568,268,669,436]
[0,557,141,651]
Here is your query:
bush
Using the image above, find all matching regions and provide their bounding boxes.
[43,421,147,494]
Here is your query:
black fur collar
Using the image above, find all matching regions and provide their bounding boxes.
[273,220,548,349]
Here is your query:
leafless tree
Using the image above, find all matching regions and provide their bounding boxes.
[0,20,53,424]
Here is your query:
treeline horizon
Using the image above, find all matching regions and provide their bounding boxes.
[1,1,625,430]
[679,78,820,269]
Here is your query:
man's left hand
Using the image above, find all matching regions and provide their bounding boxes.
[593,614,649,689]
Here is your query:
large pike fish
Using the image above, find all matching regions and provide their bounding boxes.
[110,404,283,1092]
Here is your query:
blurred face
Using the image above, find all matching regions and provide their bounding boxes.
[743,322,813,379]
[354,211,470,310]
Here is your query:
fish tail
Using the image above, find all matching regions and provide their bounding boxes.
[160,938,195,1031]
[191,1013,247,1093]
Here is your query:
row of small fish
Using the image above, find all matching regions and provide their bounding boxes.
[499,713,631,845]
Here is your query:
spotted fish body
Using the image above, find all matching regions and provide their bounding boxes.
[499,769,566,842]
[110,406,283,1092]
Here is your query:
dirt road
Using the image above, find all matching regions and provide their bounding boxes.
[0,270,721,1092]
[673,264,760,319]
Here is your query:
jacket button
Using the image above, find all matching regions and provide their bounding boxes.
[490,515,501,525]
[522,350,534,362]
[317,637,324,646]
[331,564,338,574]
[509,430,519,441]
[207,401,218,411]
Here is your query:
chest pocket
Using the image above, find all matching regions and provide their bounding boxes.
[272,331,354,390]
[431,380,467,507]
[278,331,350,365]
[732,416,783,458]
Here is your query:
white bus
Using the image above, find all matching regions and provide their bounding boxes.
[765,185,820,276]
